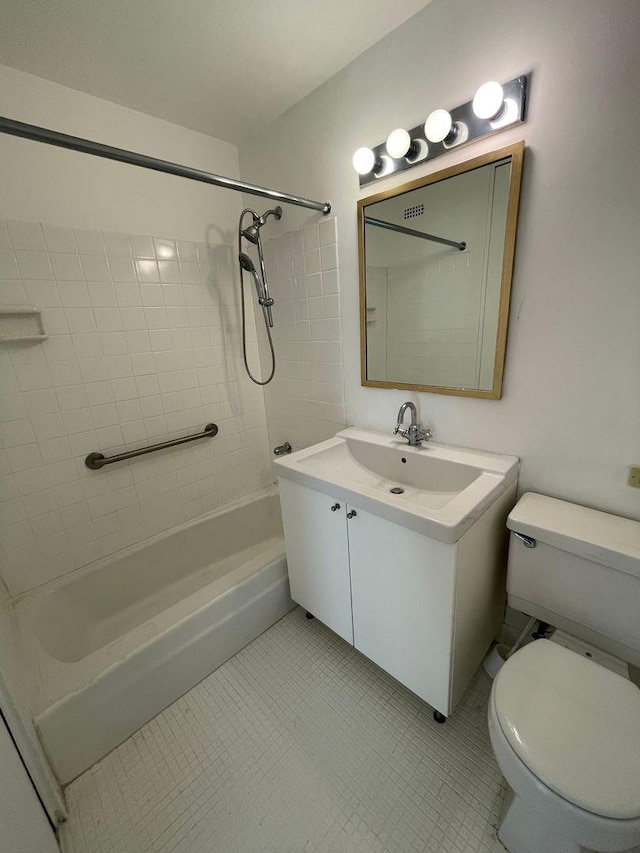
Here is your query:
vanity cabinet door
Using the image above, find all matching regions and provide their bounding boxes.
[279,478,353,644]
[347,505,457,715]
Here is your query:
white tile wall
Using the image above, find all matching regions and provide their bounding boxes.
[259,217,345,453]
[383,255,482,388]
[0,219,272,596]
[364,266,388,381]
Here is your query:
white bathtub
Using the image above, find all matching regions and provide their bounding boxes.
[15,490,293,784]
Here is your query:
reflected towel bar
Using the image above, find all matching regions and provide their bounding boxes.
[85,423,218,470]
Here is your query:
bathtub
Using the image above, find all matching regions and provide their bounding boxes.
[15,490,293,784]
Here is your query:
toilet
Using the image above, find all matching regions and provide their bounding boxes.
[488,492,640,853]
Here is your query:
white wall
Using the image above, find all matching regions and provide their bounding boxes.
[239,0,640,520]
[0,712,58,853]
[0,64,239,242]
[0,66,273,595]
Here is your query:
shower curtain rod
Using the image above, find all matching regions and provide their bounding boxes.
[0,115,331,215]
[364,215,465,251]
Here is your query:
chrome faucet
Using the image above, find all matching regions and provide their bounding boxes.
[394,401,432,446]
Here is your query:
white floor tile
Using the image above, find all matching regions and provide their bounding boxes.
[59,608,506,853]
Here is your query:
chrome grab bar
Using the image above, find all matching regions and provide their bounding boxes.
[85,423,218,470]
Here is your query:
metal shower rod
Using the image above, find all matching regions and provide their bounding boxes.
[0,115,331,215]
[364,215,465,251]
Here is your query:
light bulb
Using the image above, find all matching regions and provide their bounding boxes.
[385,128,412,159]
[424,109,454,143]
[472,81,505,120]
[352,147,376,175]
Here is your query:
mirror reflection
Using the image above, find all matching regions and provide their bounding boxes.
[359,143,524,399]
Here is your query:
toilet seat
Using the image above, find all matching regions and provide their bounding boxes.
[493,640,640,820]
[488,693,640,853]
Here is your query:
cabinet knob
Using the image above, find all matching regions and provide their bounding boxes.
[330,503,341,511]
[347,510,357,519]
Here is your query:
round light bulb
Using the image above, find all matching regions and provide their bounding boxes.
[472,81,505,120]
[385,128,411,159]
[424,109,453,143]
[352,147,376,175]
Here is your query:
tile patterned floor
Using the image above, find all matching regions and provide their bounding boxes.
[59,608,507,853]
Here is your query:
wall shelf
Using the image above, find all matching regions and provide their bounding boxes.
[0,307,47,342]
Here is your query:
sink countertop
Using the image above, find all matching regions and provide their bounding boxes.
[274,427,519,544]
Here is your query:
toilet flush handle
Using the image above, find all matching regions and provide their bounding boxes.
[514,531,537,548]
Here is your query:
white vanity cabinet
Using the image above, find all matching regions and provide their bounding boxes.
[348,506,456,715]
[279,476,516,718]
[278,479,353,644]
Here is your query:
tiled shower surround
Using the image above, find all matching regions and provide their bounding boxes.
[261,217,345,452]
[0,218,273,595]
[369,256,483,389]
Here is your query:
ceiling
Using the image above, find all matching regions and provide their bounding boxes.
[0,0,433,144]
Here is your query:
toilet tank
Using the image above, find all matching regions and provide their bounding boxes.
[506,493,640,667]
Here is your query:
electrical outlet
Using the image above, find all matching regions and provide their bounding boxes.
[628,466,640,488]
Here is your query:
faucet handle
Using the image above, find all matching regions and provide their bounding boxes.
[394,423,409,439]
[418,427,432,441]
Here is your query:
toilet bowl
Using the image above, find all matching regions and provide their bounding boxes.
[489,493,640,853]
[489,640,640,853]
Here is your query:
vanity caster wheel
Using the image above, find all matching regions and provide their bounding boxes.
[305,612,314,620]
[433,711,447,724]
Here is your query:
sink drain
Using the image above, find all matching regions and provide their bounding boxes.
[390,487,405,495]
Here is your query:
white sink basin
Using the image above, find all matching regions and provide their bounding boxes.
[274,427,519,543]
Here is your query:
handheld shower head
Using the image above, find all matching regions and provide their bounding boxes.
[237,206,281,384]
[238,252,274,310]
[238,252,256,273]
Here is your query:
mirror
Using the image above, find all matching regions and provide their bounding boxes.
[358,142,524,399]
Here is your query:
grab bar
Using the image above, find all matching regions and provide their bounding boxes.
[85,422,218,470]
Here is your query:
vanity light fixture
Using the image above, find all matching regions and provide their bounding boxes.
[353,74,528,186]
[385,128,414,159]
[472,81,505,120]
[352,146,379,176]
[424,109,456,144]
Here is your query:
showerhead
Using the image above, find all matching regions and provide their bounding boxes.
[241,206,282,244]
[238,252,257,273]
[241,224,261,245]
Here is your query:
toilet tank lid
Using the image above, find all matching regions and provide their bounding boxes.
[507,492,640,579]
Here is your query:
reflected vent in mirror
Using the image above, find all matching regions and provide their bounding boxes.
[404,203,424,219]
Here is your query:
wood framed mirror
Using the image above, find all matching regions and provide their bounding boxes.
[358,141,524,399]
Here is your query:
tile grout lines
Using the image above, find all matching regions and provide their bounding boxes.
[60,608,507,853]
